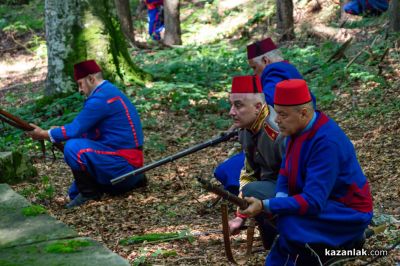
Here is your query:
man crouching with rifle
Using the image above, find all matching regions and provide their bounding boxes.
[226,75,284,250]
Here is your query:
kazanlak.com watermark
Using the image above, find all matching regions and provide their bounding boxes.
[325,248,388,257]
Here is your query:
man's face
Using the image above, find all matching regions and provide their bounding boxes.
[77,76,95,97]
[248,57,268,77]
[229,93,260,129]
[274,105,306,136]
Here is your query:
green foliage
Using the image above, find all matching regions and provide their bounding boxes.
[44,239,92,253]
[119,229,194,245]
[132,42,246,118]
[283,40,389,108]
[37,175,55,200]
[0,0,44,33]
[145,134,166,153]
[0,91,82,152]
[120,232,180,245]
[151,248,177,258]
[22,204,46,216]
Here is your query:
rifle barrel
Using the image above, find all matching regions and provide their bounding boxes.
[111,131,238,185]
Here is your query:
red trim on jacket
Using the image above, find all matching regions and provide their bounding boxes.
[61,126,69,140]
[333,182,373,213]
[293,194,309,215]
[107,96,139,147]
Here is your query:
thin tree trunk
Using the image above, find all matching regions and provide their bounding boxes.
[45,0,150,95]
[163,0,182,45]
[114,0,136,44]
[390,0,400,32]
[275,0,295,41]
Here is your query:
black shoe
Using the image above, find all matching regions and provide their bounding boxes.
[135,174,148,188]
[65,193,101,209]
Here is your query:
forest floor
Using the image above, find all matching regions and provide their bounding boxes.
[1,1,400,265]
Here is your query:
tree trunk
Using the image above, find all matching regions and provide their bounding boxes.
[390,0,400,32]
[114,0,136,44]
[163,0,182,45]
[275,0,295,41]
[45,0,150,95]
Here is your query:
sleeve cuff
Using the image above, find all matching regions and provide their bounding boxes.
[276,192,288,198]
[48,129,56,143]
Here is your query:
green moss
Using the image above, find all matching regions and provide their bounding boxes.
[44,239,92,253]
[64,0,151,87]
[0,151,37,184]
[21,204,46,217]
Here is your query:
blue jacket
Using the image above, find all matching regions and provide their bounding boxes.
[344,0,388,15]
[268,112,373,246]
[50,80,143,156]
[261,61,316,106]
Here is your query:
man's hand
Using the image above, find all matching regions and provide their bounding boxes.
[26,124,49,140]
[239,197,263,217]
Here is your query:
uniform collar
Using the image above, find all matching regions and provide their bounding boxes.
[88,80,107,97]
[301,111,317,133]
[249,104,269,133]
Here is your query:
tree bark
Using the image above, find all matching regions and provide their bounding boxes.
[390,0,400,32]
[275,0,295,41]
[163,0,182,45]
[114,0,136,44]
[45,0,150,95]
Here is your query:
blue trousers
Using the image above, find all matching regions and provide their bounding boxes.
[148,8,164,40]
[265,234,365,265]
[344,0,388,16]
[213,152,245,195]
[64,139,143,199]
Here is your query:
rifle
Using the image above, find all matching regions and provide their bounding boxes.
[196,176,248,210]
[0,108,64,154]
[111,130,238,185]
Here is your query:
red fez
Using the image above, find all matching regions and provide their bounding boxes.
[247,38,278,59]
[231,75,263,94]
[73,59,102,81]
[274,79,312,106]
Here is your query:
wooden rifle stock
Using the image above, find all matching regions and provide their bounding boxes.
[0,108,64,153]
[197,177,248,210]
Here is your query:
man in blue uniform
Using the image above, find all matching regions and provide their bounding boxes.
[28,60,146,208]
[241,79,373,265]
[344,0,389,16]
[145,0,164,41]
